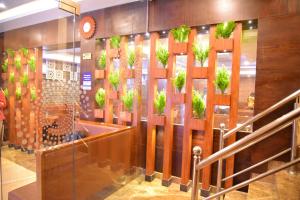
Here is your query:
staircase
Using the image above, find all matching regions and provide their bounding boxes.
[225,161,300,200]
[191,89,300,200]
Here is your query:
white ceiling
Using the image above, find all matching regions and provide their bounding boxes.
[0,0,139,33]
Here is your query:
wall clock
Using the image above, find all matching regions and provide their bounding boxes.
[79,16,96,39]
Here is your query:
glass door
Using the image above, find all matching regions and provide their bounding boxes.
[0,1,78,199]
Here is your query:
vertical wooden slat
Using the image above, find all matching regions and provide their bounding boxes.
[162,32,176,186]
[224,23,242,188]
[145,32,159,180]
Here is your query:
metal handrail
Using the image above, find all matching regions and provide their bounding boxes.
[222,147,291,182]
[205,158,300,200]
[223,89,300,139]
[196,107,300,170]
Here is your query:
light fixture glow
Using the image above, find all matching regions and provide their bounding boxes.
[248,20,252,24]
[162,31,166,34]
[145,32,150,37]
[130,35,134,38]
[102,38,106,41]
[0,3,6,9]
[249,26,253,30]
[202,26,206,30]
[0,0,58,23]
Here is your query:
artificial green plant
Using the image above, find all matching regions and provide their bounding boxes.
[122,89,134,112]
[3,88,8,98]
[30,87,37,101]
[28,56,36,72]
[95,88,105,109]
[97,51,106,70]
[215,21,236,39]
[2,59,8,73]
[15,57,22,70]
[20,48,29,57]
[156,46,169,68]
[192,43,209,66]
[110,35,121,49]
[173,69,186,93]
[128,50,135,68]
[154,90,166,115]
[21,73,29,86]
[9,72,15,83]
[215,65,230,94]
[192,90,206,118]
[6,48,15,58]
[108,70,120,91]
[16,87,22,100]
[171,25,191,42]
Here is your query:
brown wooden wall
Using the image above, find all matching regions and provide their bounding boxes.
[2,0,300,187]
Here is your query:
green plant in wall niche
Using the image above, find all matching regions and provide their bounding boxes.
[156,46,169,68]
[192,43,209,66]
[3,88,8,98]
[6,48,15,58]
[154,90,166,115]
[21,73,29,86]
[28,56,36,72]
[215,65,230,94]
[110,35,121,49]
[95,88,105,109]
[16,87,22,100]
[192,90,206,118]
[15,57,21,70]
[108,70,120,91]
[30,87,37,101]
[9,72,15,83]
[171,25,191,42]
[173,69,186,93]
[122,89,134,112]
[215,21,236,39]
[128,50,135,68]
[2,59,8,73]
[97,51,106,70]
[20,48,29,57]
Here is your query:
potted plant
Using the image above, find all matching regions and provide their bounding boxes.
[110,35,121,57]
[120,89,134,122]
[191,90,206,130]
[15,56,22,71]
[215,21,236,51]
[94,88,105,118]
[20,48,29,61]
[28,56,36,79]
[30,87,37,102]
[173,69,186,104]
[1,58,8,80]
[3,88,8,98]
[16,87,22,100]
[95,51,106,79]
[171,24,191,54]
[153,90,166,126]
[21,73,29,87]
[108,70,120,99]
[192,43,209,67]
[155,46,169,78]
[215,65,230,94]
[9,72,15,83]
[6,48,15,59]
[127,49,135,78]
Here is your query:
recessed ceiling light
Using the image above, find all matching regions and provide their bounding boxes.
[202,26,206,30]
[145,32,150,37]
[162,31,166,34]
[0,3,6,9]
[249,26,253,30]
[248,20,252,24]
[130,35,134,38]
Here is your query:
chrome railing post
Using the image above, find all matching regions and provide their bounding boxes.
[192,146,202,200]
[216,123,225,200]
[290,98,299,174]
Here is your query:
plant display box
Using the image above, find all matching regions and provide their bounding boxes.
[120,111,133,122]
[95,70,105,79]
[94,109,104,118]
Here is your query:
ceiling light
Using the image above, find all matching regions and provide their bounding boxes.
[0,3,6,9]
[202,26,206,30]
[248,20,252,24]
[162,31,166,34]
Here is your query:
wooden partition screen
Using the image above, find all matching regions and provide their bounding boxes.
[94,35,143,127]
[145,23,242,192]
[3,48,42,153]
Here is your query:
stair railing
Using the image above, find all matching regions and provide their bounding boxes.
[191,89,300,200]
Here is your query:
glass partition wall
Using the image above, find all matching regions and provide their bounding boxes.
[0,2,78,200]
